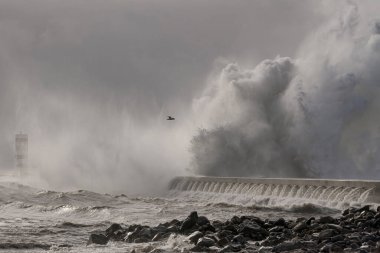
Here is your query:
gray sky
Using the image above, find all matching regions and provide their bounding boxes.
[0,0,328,192]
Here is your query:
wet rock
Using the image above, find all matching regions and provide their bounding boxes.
[218,244,242,252]
[167,225,179,233]
[260,235,285,246]
[151,232,165,242]
[238,221,262,233]
[189,245,209,252]
[273,218,286,227]
[272,240,316,252]
[258,246,273,253]
[199,223,216,233]
[197,216,210,226]
[187,231,203,244]
[318,216,336,224]
[134,237,149,243]
[231,234,246,244]
[293,221,308,232]
[223,224,238,234]
[357,205,371,213]
[105,223,123,238]
[319,229,336,240]
[196,237,215,247]
[148,249,166,253]
[217,237,229,247]
[350,242,360,249]
[217,230,233,239]
[180,211,198,232]
[330,234,345,242]
[87,233,109,245]
[325,223,343,231]
[231,216,241,224]
[306,217,315,225]
[139,228,153,239]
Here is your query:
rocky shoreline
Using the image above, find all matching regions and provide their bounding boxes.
[88,205,380,252]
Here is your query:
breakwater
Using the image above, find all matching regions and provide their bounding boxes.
[169,176,380,204]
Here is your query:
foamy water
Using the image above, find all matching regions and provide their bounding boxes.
[1,178,371,253]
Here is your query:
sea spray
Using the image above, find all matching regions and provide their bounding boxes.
[191,3,380,180]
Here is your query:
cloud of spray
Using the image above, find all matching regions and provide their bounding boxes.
[0,0,324,194]
[191,1,380,179]
[2,0,376,194]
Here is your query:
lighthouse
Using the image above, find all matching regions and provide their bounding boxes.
[15,133,28,176]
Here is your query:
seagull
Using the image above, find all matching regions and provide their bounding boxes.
[167,116,175,120]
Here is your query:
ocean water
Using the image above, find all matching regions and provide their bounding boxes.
[1,177,371,253]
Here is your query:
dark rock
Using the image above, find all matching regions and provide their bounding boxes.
[139,228,153,239]
[167,225,179,233]
[260,235,286,246]
[241,216,265,226]
[153,225,167,234]
[273,218,287,227]
[342,208,350,216]
[269,226,284,233]
[180,211,198,232]
[258,246,273,253]
[218,244,242,252]
[217,237,229,247]
[357,205,371,213]
[87,233,109,245]
[272,240,316,252]
[105,223,123,238]
[197,216,210,226]
[293,221,308,232]
[331,234,345,242]
[238,221,268,240]
[187,231,203,244]
[306,217,315,225]
[318,229,336,240]
[232,234,246,244]
[199,223,216,233]
[351,242,360,249]
[216,229,233,238]
[133,237,149,243]
[168,219,180,226]
[196,237,215,247]
[319,243,333,252]
[231,216,241,224]
[325,223,343,231]
[318,216,336,224]
[212,220,223,229]
[189,245,209,252]
[151,232,165,242]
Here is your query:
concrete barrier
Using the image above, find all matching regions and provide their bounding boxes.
[169,176,380,203]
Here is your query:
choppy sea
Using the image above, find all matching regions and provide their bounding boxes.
[0,177,355,253]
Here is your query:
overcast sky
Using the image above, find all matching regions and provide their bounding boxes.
[0,0,333,192]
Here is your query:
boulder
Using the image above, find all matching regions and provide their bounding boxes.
[273,218,287,227]
[187,231,203,244]
[218,244,242,252]
[196,237,215,247]
[105,223,123,237]
[180,211,198,232]
[293,221,308,232]
[318,216,336,224]
[197,216,210,226]
[318,229,336,240]
[87,233,109,245]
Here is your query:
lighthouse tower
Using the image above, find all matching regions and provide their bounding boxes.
[15,133,28,176]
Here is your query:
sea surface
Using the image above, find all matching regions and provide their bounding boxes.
[0,177,366,253]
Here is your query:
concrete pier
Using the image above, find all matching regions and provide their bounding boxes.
[169,176,380,203]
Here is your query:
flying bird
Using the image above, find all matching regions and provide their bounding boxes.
[167,116,175,120]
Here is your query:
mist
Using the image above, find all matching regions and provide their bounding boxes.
[191,1,380,180]
[1,0,377,194]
